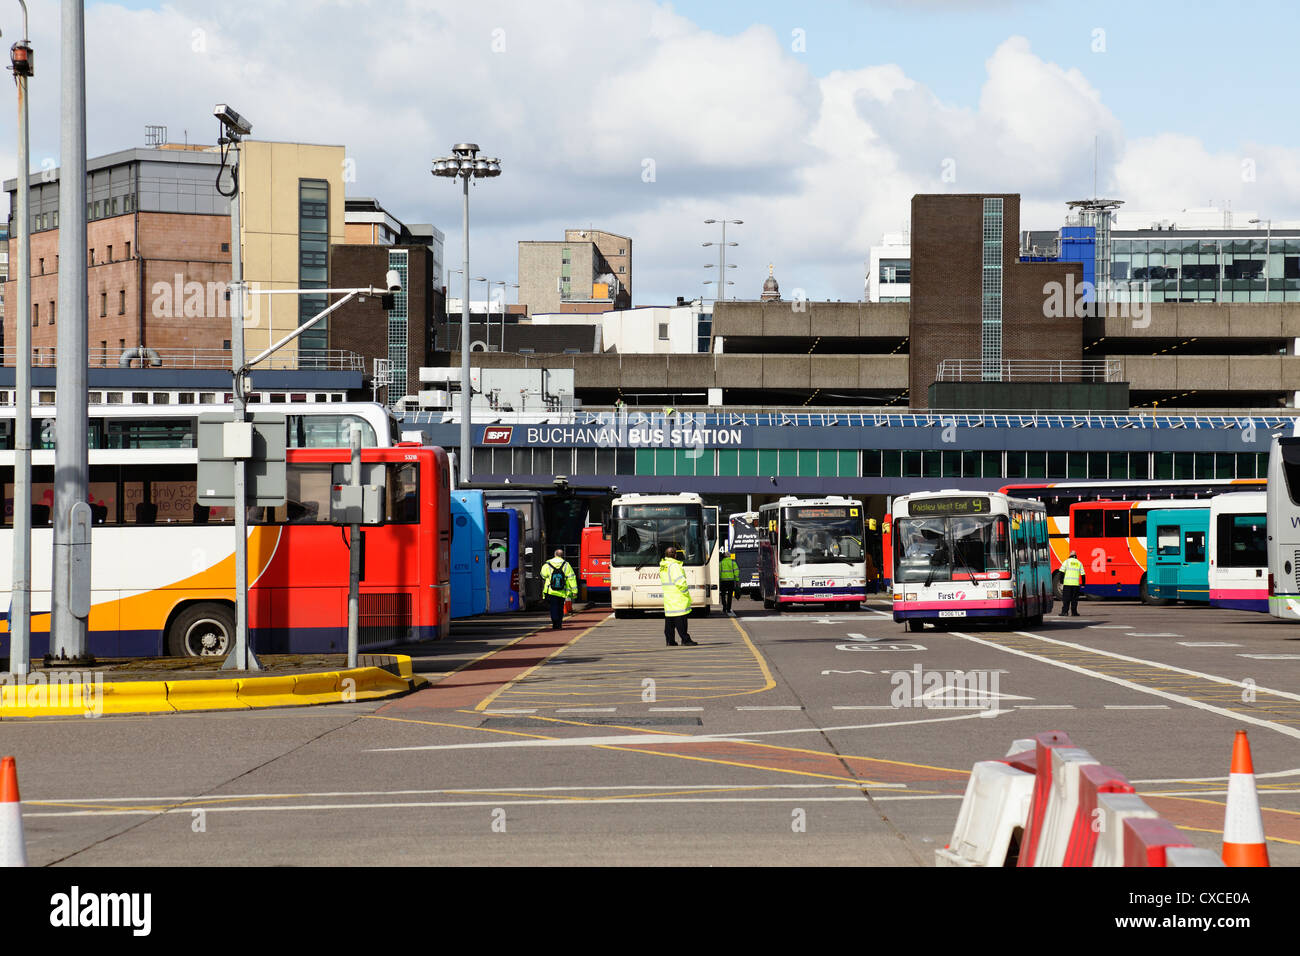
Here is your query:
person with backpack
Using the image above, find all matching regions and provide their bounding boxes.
[543,548,577,630]
[660,546,698,646]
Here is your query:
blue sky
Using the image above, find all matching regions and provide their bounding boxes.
[8,0,1297,305]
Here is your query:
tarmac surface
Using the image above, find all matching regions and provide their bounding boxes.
[2,597,1297,866]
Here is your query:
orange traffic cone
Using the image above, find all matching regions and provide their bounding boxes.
[1222,731,1269,867]
[0,757,26,867]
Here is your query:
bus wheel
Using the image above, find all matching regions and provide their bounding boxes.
[1139,576,1157,606]
[763,596,777,610]
[613,609,633,619]
[694,606,712,617]
[1052,572,1064,600]
[907,619,924,633]
[167,603,236,658]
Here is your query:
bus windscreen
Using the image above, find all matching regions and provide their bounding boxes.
[780,508,864,565]
[612,504,704,566]
[894,515,1010,583]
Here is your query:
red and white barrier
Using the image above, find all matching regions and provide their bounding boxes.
[1063,763,1136,866]
[1124,817,1195,867]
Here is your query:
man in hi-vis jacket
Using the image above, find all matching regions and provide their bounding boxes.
[660,546,698,647]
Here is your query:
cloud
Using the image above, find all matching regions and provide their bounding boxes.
[2,2,1298,309]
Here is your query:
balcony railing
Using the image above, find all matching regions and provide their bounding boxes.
[2,347,366,372]
[935,359,1123,383]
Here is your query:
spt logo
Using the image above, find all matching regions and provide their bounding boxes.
[483,426,513,445]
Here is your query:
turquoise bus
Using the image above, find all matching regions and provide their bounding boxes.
[1146,505,1210,604]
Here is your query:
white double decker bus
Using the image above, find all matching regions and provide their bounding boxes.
[608,493,719,617]
[892,490,1052,631]
[757,496,868,609]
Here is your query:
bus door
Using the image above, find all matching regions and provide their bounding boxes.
[487,507,523,613]
[705,505,720,608]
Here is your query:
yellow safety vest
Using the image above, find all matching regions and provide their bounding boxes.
[720,557,739,582]
[1062,558,1084,587]
[660,558,692,616]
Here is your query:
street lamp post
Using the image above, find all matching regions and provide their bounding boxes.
[432,145,501,485]
[1250,218,1272,299]
[703,218,742,304]
[7,1,34,675]
[492,280,517,351]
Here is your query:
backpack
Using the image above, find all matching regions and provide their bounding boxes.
[549,562,568,591]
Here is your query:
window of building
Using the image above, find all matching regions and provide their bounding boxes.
[119,290,126,315]
[221,242,229,253]
[49,300,54,324]
[38,257,43,275]
[297,179,330,356]
[125,241,131,259]
[658,323,669,340]
[100,341,107,367]
[100,292,107,317]
[619,266,625,273]
[106,245,112,261]
[32,303,37,326]
[89,248,95,266]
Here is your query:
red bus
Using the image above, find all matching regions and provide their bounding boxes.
[1001,479,1263,593]
[580,525,611,596]
[245,443,453,652]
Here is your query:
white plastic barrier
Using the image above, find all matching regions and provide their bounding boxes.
[1164,846,1227,868]
[935,760,1035,867]
[1092,792,1161,867]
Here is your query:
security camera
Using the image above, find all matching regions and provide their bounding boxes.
[385,270,402,293]
[213,104,252,137]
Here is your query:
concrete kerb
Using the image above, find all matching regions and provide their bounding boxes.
[0,654,418,718]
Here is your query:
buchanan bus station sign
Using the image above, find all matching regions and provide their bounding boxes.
[480,424,748,447]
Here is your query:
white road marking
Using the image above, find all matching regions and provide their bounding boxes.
[1130,768,1300,784]
[647,707,704,712]
[736,705,803,711]
[1125,632,1182,638]
[369,734,753,752]
[26,793,949,818]
[1104,704,1172,710]
[1178,642,1241,648]
[1238,654,1300,660]
[1014,704,1076,710]
[1087,625,1133,629]
[946,630,1300,741]
[831,705,898,710]
[556,708,618,713]
[821,670,876,675]
[713,709,1010,739]
[484,709,537,714]
[836,643,926,651]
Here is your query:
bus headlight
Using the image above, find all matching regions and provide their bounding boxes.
[905,592,917,601]
[892,592,902,601]
[985,589,1000,600]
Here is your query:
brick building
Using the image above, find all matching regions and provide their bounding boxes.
[909,193,1084,408]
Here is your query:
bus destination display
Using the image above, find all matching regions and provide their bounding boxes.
[786,506,854,520]
[908,496,990,516]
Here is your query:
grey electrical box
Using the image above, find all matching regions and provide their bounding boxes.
[331,484,384,525]
[197,412,288,507]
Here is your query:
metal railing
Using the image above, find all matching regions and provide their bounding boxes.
[1,347,366,371]
[935,359,1123,383]
[402,406,1297,431]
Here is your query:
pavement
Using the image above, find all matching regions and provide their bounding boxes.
[1,597,1297,866]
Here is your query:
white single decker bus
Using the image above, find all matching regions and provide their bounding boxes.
[892,490,1052,631]
[608,493,718,617]
[1208,491,1267,613]
[757,496,868,609]
[1267,427,1300,620]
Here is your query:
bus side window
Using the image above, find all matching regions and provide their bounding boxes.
[1185,531,1206,564]
[1157,525,1180,556]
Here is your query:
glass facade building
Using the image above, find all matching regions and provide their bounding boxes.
[1110,235,1300,303]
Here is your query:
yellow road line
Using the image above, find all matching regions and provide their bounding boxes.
[472,616,609,712]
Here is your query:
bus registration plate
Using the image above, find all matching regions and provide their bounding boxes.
[938,610,966,618]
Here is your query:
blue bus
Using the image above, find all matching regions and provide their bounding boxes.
[450,490,489,618]
[484,490,545,608]
[1146,505,1210,604]
[487,506,525,613]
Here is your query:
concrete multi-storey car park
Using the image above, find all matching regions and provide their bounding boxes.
[400,191,1297,525]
